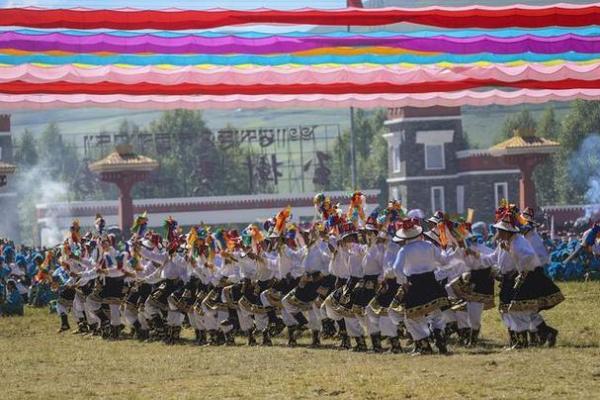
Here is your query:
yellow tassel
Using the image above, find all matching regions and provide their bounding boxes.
[466,208,475,223]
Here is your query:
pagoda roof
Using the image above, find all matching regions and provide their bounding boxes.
[0,160,16,175]
[89,144,158,174]
[489,132,560,157]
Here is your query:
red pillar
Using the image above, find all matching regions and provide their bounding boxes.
[518,161,536,211]
[101,171,147,237]
[116,178,134,237]
[508,155,544,211]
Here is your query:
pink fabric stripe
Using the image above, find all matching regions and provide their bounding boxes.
[2,63,598,85]
[0,89,597,110]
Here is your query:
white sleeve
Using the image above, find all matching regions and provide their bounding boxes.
[392,249,407,284]
[140,247,167,264]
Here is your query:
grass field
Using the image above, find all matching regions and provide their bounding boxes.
[2,281,600,400]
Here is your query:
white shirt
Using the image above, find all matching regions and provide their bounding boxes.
[278,245,305,279]
[525,230,550,265]
[329,246,350,279]
[393,239,448,281]
[302,239,331,274]
[238,255,257,281]
[139,248,189,282]
[137,259,162,285]
[346,243,365,278]
[434,247,466,281]
[254,255,275,282]
[100,248,126,278]
[362,242,385,277]
[481,234,539,274]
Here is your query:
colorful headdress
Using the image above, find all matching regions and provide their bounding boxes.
[365,208,380,232]
[131,211,149,236]
[314,192,333,221]
[393,218,423,241]
[493,201,521,233]
[164,216,179,243]
[213,228,227,251]
[435,212,459,248]
[224,229,241,251]
[274,206,292,237]
[339,220,358,240]
[70,219,81,244]
[95,213,106,235]
[380,200,405,227]
[347,191,366,226]
[248,224,265,253]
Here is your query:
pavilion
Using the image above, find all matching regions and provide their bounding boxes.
[89,144,159,235]
[489,128,560,210]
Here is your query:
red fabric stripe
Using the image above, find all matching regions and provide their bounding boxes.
[1,79,599,95]
[0,6,599,29]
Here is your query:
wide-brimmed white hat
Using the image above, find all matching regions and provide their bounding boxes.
[394,219,423,241]
[423,230,441,246]
[493,220,519,233]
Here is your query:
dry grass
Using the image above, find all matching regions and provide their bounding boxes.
[2,281,600,400]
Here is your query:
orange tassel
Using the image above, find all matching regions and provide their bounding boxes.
[437,222,448,247]
[275,206,291,234]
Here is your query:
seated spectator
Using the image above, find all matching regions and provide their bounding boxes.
[0,279,24,316]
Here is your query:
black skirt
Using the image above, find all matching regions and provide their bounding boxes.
[511,267,565,312]
[450,267,495,310]
[78,280,95,297]
[351,274,379,308]
[203,286,229,311]
[137,283,153,306]
[239,280,271,314]
[125,285,141,307]
[149,279,179,309]
[99,276,126,304]
[498,272,517,313]
[222,283,243,307]
[58,286,76,307]
[273,276,300,296]
[367,278,400,317]
[403,271,449,319]
[295,279,321,303]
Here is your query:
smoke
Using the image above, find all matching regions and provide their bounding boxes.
[569,134,600,221]
[15,165,71,247]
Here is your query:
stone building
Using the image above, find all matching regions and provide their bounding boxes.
[384,106,521,221]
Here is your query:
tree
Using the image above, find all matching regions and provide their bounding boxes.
[499,109,537,142]
[37,122,80,184]
[328,109,388,202]
[498,108,564,206]
[555,100,600,204]
[14,129,38,168]
[534,107,561,206]
[137,110,262,198]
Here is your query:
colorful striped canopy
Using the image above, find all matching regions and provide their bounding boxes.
[0,5,599,109]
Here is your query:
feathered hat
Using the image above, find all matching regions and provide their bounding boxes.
[70,219,81,244]
[131,211,149,237]
[95,213,106,235]
[365,208,380,232]
[493,200,521,233]
[163,216,179,243]
[394,218,423,242]
[347,191,366,226]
